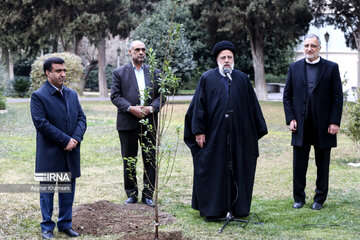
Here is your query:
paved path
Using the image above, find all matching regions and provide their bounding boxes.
[165,93,283,102]
[6,93,283,103]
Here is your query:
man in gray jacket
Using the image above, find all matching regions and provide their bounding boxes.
[110,40,163,207]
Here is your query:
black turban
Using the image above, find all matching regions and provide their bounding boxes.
[212,40,236,58]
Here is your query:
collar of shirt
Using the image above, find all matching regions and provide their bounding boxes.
[49,81,63,95]
[306,57,321,65]
[131,61,144,71]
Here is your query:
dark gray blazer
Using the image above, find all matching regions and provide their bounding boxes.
[283,58,343,149]
[110,63,162,130]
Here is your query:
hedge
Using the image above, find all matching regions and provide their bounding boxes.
[30,52,83,95]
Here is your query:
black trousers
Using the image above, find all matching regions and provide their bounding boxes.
[293,107,331,204]
[118,124,156,200]
[293,145,331,204]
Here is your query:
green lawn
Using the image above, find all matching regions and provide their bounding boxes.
[0,101,359,240]
[177,89,195,95]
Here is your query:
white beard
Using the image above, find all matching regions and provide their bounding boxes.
[217,61,234,76]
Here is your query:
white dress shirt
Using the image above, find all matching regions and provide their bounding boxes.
[132,62,146,106]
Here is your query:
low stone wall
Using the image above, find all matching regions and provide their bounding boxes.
[267,83,285,93]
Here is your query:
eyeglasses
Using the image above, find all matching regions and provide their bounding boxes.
[304,44,319,49]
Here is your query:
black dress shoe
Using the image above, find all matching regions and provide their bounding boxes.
[124,196,137,204]
[311,202,323,210]
[41,230,54,239]
[142,197,155,207]
[60,228,80,237]
[292,202,304,209]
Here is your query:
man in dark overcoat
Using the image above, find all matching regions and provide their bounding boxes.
[110,40,163,207]
[283,34,343,210]
[30,57,87,239]
[184,40,268,219]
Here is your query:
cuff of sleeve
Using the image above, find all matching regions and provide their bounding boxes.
[127,106,132,112]
[72,135,81,143]
[61,136,72,148]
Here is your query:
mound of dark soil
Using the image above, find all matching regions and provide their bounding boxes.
[72,200,189,240]
[120,231,185,240]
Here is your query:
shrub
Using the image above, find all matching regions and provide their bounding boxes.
[343,88,360,151]
[0,88,5,110]
[265,74,287,84]
[14,55,34,77]
[85,65,114,90]
[131,9,197,87]
[12,76,31,97]
[30,52,83,95]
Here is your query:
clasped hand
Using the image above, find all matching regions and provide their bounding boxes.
[64,138,78,151]
[129,106,153,119]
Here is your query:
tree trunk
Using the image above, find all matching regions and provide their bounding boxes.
[97,37,108,98]
[9,51,14,81]
[1,48,10,83]
[248,29,267,101]
[83,59,98,88]
[52,37,58,53]
[358,48,360,88]
[3,49,15,81]
[74,35,83,56]
[59,34,69,52]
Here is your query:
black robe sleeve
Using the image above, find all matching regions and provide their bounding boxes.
[184,76,206,152]
[248,80,268,140]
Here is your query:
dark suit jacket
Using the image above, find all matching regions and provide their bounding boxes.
[283,58,343,149]
[30,81,87,178]
[110,63,162,130]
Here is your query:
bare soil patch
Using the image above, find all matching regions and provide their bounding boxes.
[72,200,189,240]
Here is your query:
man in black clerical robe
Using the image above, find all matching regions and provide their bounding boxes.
[184,40,268,218]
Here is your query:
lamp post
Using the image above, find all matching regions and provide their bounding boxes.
[117,47,121,68]
[324,32,330,60]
